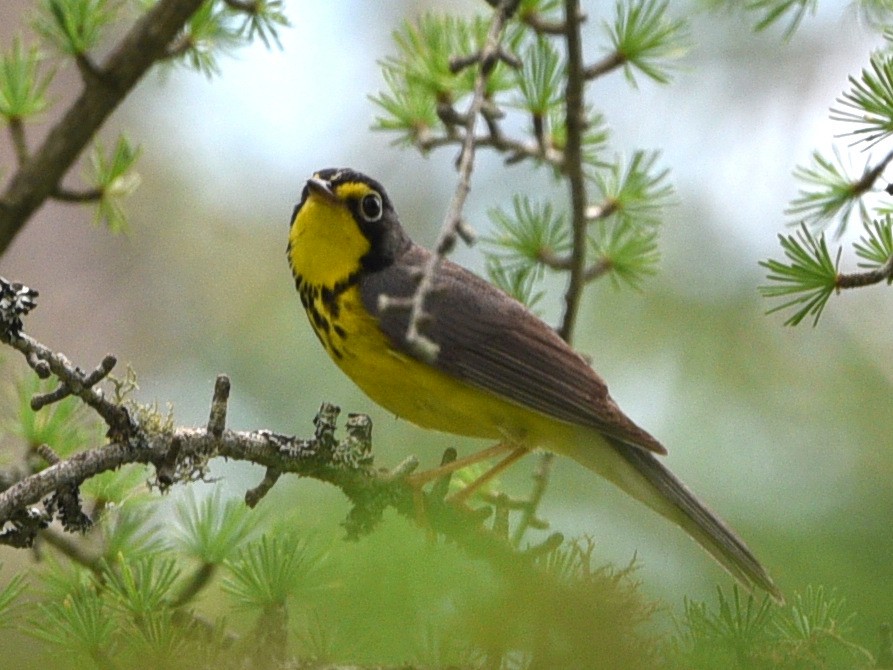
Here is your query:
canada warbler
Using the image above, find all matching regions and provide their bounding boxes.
[287,167,782,602]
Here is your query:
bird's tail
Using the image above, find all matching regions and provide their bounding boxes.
[564,437,784,603]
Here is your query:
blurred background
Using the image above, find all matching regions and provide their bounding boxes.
[1,0,891,653]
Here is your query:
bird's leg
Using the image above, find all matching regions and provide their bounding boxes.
[447,447,529,505]
[405,442,515,488]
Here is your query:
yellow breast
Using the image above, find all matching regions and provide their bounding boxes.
[299,283,544,442]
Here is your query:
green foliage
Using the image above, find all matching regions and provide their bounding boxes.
[3,0,288,248]
[762,27,893,323]
[232,0,289,49]
[670,585,873,669]
[832,52,893,148]
[854,215,893,271]
[589,213,660,289]
[87,136,141,232]
[785,149,867,236]
[152,0,289,77]
[387,14,483,100]
[485,257,547,309]
[0,569,26,624]
[171,1,242,78]
[99,500,167,561]
[172,486,255,564]
[101,554,181,620]
[593,149,673,228]
[374,3,681,322]
[2,376,101,459]
[29,584,119,668]
[605,0,688,85]
[513,37,564,116]
[759,224,839,326]
[34,0,120,57]
[748,0,817,38]
[486,196,569,272]
[0,37,54,122]
[222,532,328,611]
[370,66,439,143]
[81,464,147,504]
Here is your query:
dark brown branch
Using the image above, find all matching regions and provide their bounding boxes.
[51,187,104,203]
[223,0,258,12]
[522,13,569,35]
[836,253,893,289]
[0,0,206,255]
[557,0,588,343]
[539,248,610,282]
[853,147,893,197]
[207,374,230,437]
[8,119,28,166]
[583,52,626,80]
[417,129,564,169]
[449,46,521,74]
[245,467,281,508]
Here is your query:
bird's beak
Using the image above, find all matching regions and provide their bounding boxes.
[306,176,337,202]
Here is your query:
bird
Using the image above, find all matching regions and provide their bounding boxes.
[286,167,782,602]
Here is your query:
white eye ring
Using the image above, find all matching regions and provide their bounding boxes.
[360,193,383,222]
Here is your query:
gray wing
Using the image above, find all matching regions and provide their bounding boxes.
[359,245,665,454]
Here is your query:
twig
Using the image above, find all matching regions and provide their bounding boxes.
[836,253,893,289]
[8,119,28,166]
[538,250,612,283]
[557,0,588,344]
[583,52,625,80]
[0,0,206,254]
[171,562,216,608]
[9,331,132,439]
[51,187,104,203]
[38,526,102,573]
[223,0,258,12]
[853,146,893,197]
[399,0,521,362]
[511,452,555,546]
[417,130,564,169]
[207,374,230,438]
[522,13,569,35]
[245,467,282,508]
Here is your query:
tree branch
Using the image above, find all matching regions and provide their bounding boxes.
[583,52,625,80]
[557,0,588,344]
[394,0,521,362]
[0,0,205,255]
[0,276,556,575]
[836,253,893,289]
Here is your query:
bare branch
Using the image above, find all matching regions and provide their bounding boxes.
[399,0,521,361]
[557,0,588,343]
[522,14,569,35]
[8,331,133,439]
[8,119,28,166]
[0,0,206,254]
[583,52,625,80]
[51,187,104,203]
[539,249,612,283]
[853,146,893,197]
[836,253,893,289]
[207,374,230,437]
[0,282,556,572]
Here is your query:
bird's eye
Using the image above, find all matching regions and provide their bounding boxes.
[360,193,383,222]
